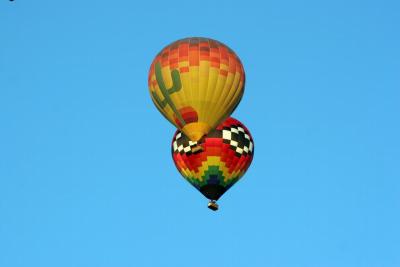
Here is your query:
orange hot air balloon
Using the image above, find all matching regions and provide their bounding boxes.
[148,37,245,141]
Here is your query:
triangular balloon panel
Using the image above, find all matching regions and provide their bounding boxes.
[149,37,245,141]
[171,117,254,208]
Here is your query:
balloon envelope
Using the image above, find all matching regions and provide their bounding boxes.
[149,37,245,141]
[171,117,254,201]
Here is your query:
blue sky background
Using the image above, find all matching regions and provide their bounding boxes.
[1,0,399,266]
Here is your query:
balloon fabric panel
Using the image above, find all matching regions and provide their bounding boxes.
[171,117,254,201]
[149,37,245,141]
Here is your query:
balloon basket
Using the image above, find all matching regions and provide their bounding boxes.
[207,200,219,211]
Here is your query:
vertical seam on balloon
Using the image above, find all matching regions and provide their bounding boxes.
[199,38,210,130]
[203,40,219,127]
[178,39,189,127]
[217,45,237,124]
[221,58,242,119]
[226,90,243,120]
[214,53,236,121]
[198,38,205,127]
[224,53,243,119]
[212,45,235,127]
[203,39,217,128]
[220,55,244,120]
[196,37,201,126]
[207,41,228,129]
[188,38,194,125]
[202,38,211,127]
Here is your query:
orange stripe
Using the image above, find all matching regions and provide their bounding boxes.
[179,44,189,57]
[229,54,236,73]
[180,66,189,73]
[189,48,199,66]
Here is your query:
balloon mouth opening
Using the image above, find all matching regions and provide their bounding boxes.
[182,122,211,142]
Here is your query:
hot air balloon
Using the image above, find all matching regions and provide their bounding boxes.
[149,37,245,142]
[171,117,254,210]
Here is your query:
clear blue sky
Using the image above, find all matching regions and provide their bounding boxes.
[1,0,399,266]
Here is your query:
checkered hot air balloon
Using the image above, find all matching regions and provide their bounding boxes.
[171,117,254,210]
[149,37,245,142]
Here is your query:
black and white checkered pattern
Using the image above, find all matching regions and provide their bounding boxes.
[221,125,253,156]
[172,124,254,157]
[172,132,199,155]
